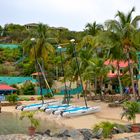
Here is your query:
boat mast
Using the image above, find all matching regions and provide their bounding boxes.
[31,38,44,104]
[70,39,88,108]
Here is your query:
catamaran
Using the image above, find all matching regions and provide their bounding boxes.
[16,100,62,111]
[60,106,101,117]
[44,104,71,114]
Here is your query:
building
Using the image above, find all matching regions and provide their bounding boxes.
[0,84,16,94]
[104,60,132,93]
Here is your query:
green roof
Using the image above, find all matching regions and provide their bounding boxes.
[0,44,20,49]
[0,77,37,85]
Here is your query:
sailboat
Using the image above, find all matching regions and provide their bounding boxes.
[16,40,61,111]
[16,100,62,111]
[52,40,101,117]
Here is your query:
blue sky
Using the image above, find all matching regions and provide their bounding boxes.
[0,0,139,31]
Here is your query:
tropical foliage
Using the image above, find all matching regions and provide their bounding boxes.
[20,111,40,128]
[6,94,19,103]
[121,101,140,124]
[93,121,115,138]
[20,81,35,95]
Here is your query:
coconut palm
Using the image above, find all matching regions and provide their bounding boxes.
[22,23,55,66]
[100,30,125,95]
[32,24,55,62]
[78,46,94,95]
[105,7,140,99]
[84,56,111,100]
[85,21,103,36]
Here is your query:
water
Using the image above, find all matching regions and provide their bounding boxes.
[0,112,63,135]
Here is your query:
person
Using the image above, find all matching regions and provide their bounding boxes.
[134,83,138,94]
[124,86,130,95]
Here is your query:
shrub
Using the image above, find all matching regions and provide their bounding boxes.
[20,111,40,128]
[18,97,30,101]
[93,121,115,138]
[121,101,140,124]
[37,96,44,100]
[44,93,53,99]
[21,81,35,95]
[6,94,19,103]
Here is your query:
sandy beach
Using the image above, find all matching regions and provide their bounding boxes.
[1,96,140,139]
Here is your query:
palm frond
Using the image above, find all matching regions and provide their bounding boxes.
[126,7,135,23]
[131,16,140,28]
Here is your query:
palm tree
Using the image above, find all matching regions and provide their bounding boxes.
[84,56,111,100]
[23,23,55,66]
[85,21,103,36]
[105,7,140,99]
[101,30,125,95]
[78,46,94,95]
[32,24,55,61]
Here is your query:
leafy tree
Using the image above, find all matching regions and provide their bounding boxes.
[85,21,103,36]
[21,81,35,95]
[3,23,28,42]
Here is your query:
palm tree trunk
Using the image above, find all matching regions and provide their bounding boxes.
[76,79,80,99]
[88,81,92,100]
[85,81,88,97]
[99,76,103,101]
[116,60,123,95]
[126,50,136,100]
[94,76,97,94]
[69,80,72,89]
[66,80,72,104]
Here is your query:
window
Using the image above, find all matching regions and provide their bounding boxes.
[112,70,115,73]
[112,85,115,90]
[120,69,123,73]
[105,84,108,88]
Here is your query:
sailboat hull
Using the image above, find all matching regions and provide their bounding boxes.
[61,106,101,117]
[16,100,62,111]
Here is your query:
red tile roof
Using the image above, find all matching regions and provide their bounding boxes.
[104,60,132,68]
[0,84,16,90]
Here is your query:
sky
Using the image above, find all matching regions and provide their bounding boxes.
[0,0,140,31]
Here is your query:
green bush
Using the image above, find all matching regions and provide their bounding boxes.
[93,121,115,138]
[6,94,19,103]
[44,93,53,98]
[37,96,44,100]
[18,97,30,101]
[121,101,140,124]
[21,82,35,95]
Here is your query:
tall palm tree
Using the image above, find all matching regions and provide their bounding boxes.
[105,7,140,99]
[84,56,111,100]
[100,31,125,95]
[33,24,55,61]
[23,23,55,65]
[85,21,103,36]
